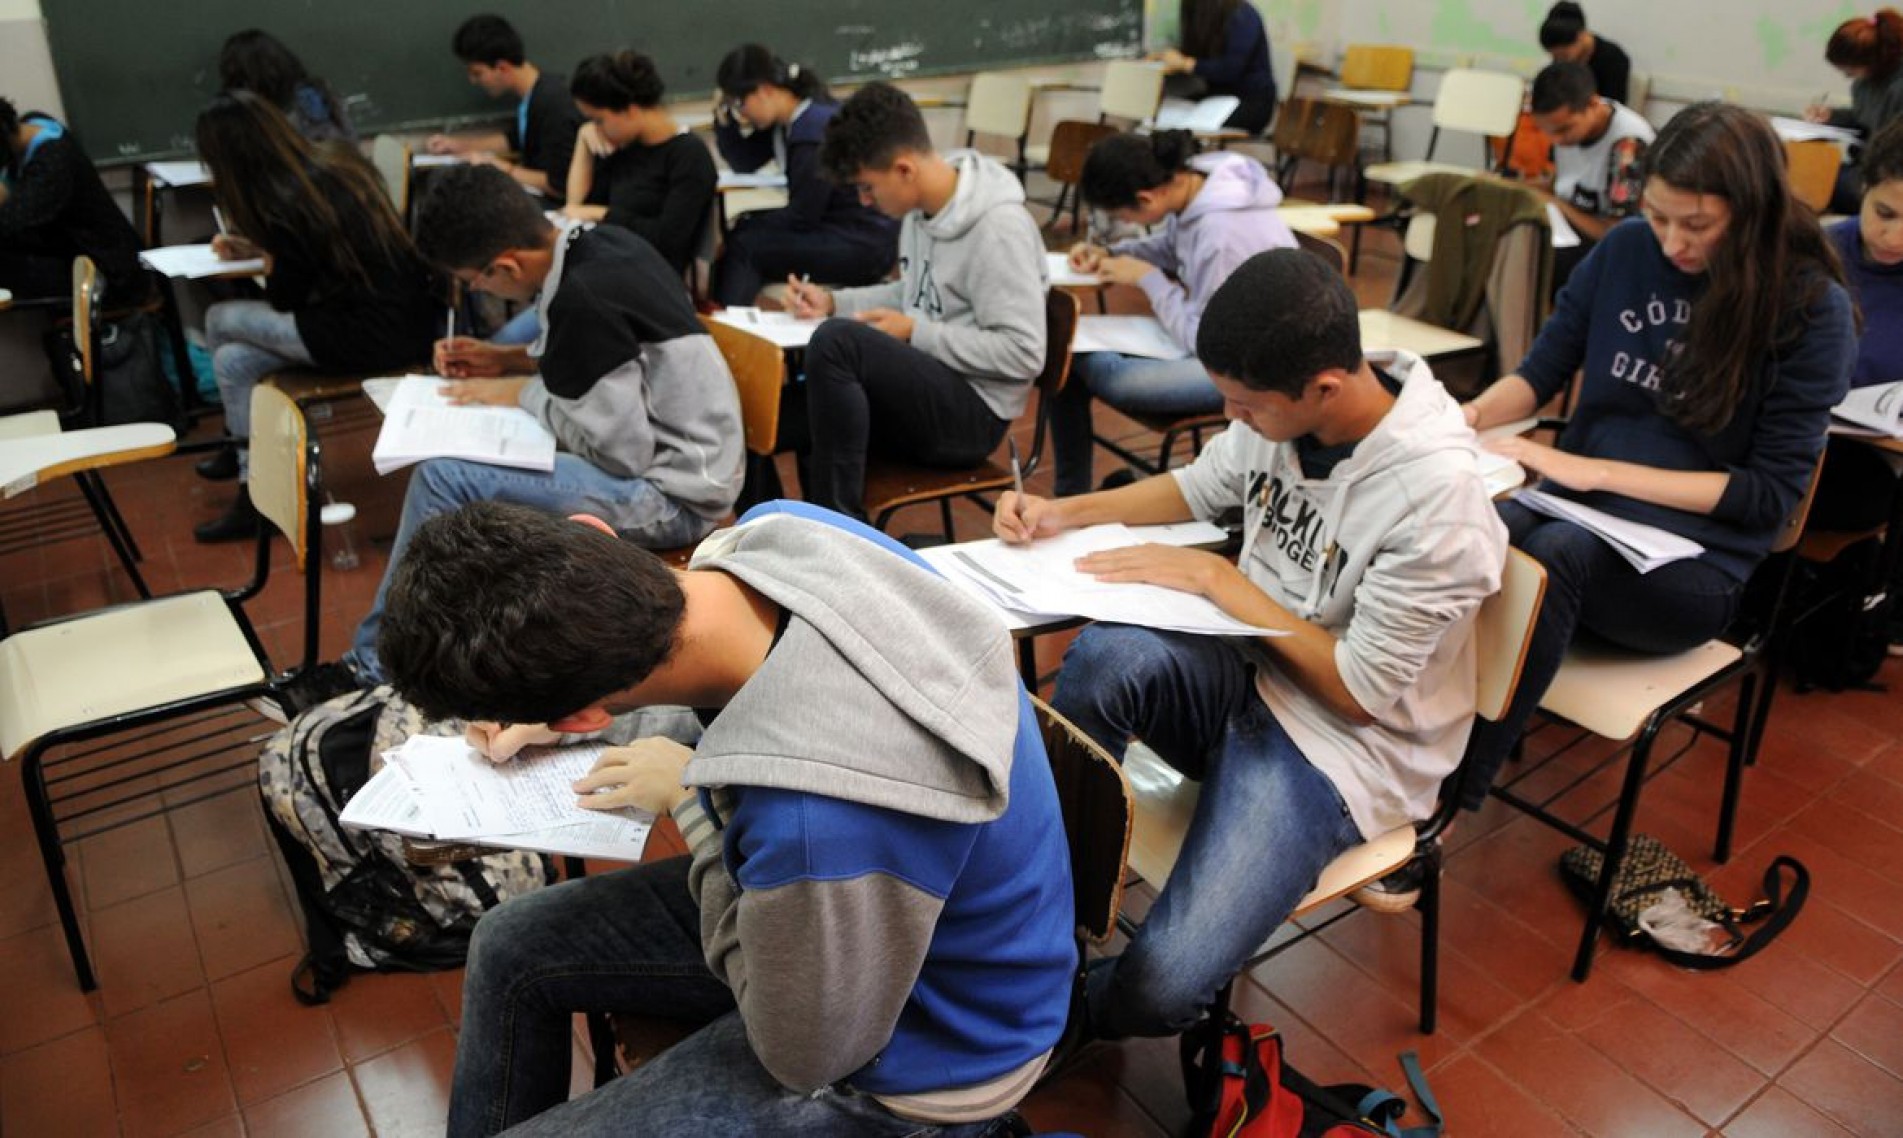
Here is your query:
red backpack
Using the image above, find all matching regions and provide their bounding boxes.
[1182,1017,1442,1138]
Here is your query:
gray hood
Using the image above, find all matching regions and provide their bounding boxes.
[684,512,1021,823]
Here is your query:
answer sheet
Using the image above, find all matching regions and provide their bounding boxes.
[1072,316,1191,361]
[370,375,557,475]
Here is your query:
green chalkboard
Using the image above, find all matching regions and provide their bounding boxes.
[41,0,1144,165]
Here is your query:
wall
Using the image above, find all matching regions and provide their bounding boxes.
[0,0,64,119]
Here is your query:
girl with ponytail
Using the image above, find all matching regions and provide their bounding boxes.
[565,51,717,276]
[709,43,896,306]
[1806,9,1903,211]
[1051,130,1294,496]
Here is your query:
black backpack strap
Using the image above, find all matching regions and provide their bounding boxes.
[1651,857,1809,971]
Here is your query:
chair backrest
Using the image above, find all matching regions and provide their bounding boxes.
[1625,71,1651,114]
[1293,229,1347,276]
[1431,69,1525,139]
[1046,120,1116,186]
[964,72,1034,141]
[1037,289,1081,400]
[1099,60,1164,123]
[248,383,315,570]
[371,134,413,219]
[1340,44,1414,91]
[1475,547,1547,722]
[71,255,102,390]
[1271,95,1313,154]
[1301,99,1361,167]
[699,315,786,458]
[1783,140,1839,214]
[1031,694,1133,944]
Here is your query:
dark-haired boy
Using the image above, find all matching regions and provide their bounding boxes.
[0,96,145,305]
[783,81,1047,520]
[343,164,742,683]
[426,13,581,200]
[995,248,1506,1042]
[1530,61,1653,262]
[378,499,1075,1135]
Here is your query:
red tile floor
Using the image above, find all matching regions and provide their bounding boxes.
[5,199,1903,1136]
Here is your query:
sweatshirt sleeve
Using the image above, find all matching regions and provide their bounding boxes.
[909,209,1049,380]
[682,788,947,1093]
[516,360,655,479]
[1171,421,1252,519]
[1136,219,1263,351]
[1513,227,1605,403]
[1710,283,1855,531]
[0,145,75,241]
[830,279,905,315]
[715,118,777,174]
[1109,228,1177,272]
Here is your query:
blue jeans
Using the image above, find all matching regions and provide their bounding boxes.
[492,306,541,345]
[451,857,1003,1137]
[345,455,714,682]
[1051,352,1221,496]
[1459,501,1744,810]
[1053,625,1363,1039]
[206,300,314,474]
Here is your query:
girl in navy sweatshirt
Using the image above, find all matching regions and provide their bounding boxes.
[1459,102,1855,805]
[710,44,896,306]
[1154,0,1279,134]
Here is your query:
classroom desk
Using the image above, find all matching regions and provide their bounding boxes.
[1317,88,1413,164]
[715,170,791,237]
[139,160,213,248]
[1,422,176,497]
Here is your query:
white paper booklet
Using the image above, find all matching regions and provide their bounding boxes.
[1545,203,1581,249]
[145,159,211,187]
[1151,96,1241,133]
[712,306,823,349]
[1515,488,1704,572]
[1073,315,1191,360]
[1831,381,1903,438]
[370,375,557,475]
[923,524,1283,637]
[339,737,654,861]
[139,244,265,279]
[717,170,789,189]
[1046,252,1101,288]
[1768,116,1859,145]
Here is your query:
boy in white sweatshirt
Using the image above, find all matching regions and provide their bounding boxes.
[995,249,1507,1041]
[784,82,1048,520]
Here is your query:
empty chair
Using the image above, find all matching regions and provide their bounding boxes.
[1361,68,1526,193]
[964,72,1036,180]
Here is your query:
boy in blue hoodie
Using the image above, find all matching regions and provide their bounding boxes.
[378,499,1074,1136]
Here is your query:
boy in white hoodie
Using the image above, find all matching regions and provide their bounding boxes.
[785,82,1048,520]
[996,249,1507,1042]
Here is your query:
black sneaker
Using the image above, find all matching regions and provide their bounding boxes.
[194,486,264,543]
[1348,860,1427,914]
[280,661,369,714]
[194,444,240,482]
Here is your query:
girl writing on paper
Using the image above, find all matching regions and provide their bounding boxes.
[192,91,438,542]
[709,43,896,306]
[1456,102,1855,810]
[562,50,717,279]
[1051,129,1293,496]
[1804,9,1903,213]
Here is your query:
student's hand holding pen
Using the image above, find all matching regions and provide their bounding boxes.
[467,721,563,764]
[785,274,834,318]
[210,233,261,261]
[435,336,510,379]
[571,737,695,814]
[1095,254,1156,287]
[1068,242,1107,272]
[993,490,1069,545]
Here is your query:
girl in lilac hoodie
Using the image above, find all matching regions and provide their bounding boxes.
[1052,131,1295,495]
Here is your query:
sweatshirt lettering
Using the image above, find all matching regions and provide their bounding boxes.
[1611,293,1691,392]
[1262,472,1328,572]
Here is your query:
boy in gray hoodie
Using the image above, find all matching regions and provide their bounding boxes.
[377,500,1074,1135]
[996,249,1506,1043]
[783,81,1048,520]
[345,165,744,683]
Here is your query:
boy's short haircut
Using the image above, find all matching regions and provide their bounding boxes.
[820,81,933,183]
[1196,248,1363,398]
[1863,116,1903,190]
[380,502,687,725]
[452,15,525,67]
[413,164,553,271]
[1531,62,1597,115]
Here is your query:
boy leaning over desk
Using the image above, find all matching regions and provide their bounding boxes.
[995,248,1507,1050]
[375,498,1075,1137]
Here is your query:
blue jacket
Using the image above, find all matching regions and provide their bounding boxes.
[716,100,897,244]
[1518,219,1855,581]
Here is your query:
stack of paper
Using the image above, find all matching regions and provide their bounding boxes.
[1769,116,1859,145]
[1150,96,1242,134]
[1831,381,1903,438]
[139,244,266,279]
[146,159,211,187]
[1515,488,1703,573]
[712,306,823,349]
[370,375,556,475]
[717,170,790,190]
[338,736,654,861]
[919,523,1282,637]
[1072,315,1191,360]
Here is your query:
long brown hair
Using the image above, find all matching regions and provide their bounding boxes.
[195,90,413,293]
[1644,102,1845,433]
[1179,0,1241,61]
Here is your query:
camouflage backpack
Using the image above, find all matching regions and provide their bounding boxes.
[258,685,555,1004]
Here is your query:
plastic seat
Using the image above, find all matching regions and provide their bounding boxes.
[965,72,1036,180]
[1361,68,1525,190]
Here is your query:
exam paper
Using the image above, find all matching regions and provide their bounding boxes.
[384,736,654,847]
[1072,315,1191,361]
[1046,252,1102,288]
[1546,203,1581,249]
[1832,381,1903,438]
[370,375,557,475]
[1150,95,1241,134]
[717,170,790,189]
[712,307,823,349]
[146,160,211,187]
[1515,488,1703,573]
[139,244,266,279]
